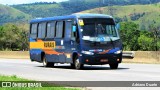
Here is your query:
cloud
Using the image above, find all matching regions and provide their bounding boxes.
[0,0,68,5]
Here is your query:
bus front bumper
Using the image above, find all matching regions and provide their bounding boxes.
[80,53,122,65]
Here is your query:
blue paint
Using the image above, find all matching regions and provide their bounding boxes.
[100,37,104,42]
[30,49,42,54]
[107,48,120,54]
[72,26,76,32]
[29,38,36,42]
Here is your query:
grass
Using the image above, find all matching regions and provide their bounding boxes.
[0,75,29,81]
[0,75,80,90]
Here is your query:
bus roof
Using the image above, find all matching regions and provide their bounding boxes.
[30,14,113,23]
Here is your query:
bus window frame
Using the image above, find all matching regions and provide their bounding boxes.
[55,21,65,39]
[30,23,38,39]
[37,22,47,39]
[65,20,73,39]
[46,21,56,39]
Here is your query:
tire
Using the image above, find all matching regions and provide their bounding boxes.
[31,59,35,62]
[74,56,83,70]
[109,63,118,69]
[42,55,54,67]
[70,64,75,69]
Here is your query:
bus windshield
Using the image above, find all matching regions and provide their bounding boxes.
[80,18,119,42]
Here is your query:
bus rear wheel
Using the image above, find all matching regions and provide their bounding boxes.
[109,63,118,69]
[74,57,83,70]
[42,55,54,67]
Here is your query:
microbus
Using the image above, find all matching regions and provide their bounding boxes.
[29,14,123,69]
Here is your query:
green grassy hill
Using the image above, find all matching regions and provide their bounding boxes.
[0,4,31,24]
[1,1,160,28]
[79,4,160,30]
[12,0,160,18]
[11,3,72,18]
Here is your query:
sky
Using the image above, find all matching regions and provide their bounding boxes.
[0,0,68,5]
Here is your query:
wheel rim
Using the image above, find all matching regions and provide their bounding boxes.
[43,58,47,67]
[75,59,80,69]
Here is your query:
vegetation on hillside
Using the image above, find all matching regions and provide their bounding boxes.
[0,4,31,25]
[12,3,72,18]
[0,0,159,25]
[11,0,160,18]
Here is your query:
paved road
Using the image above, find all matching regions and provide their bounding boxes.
[0,59,160,90]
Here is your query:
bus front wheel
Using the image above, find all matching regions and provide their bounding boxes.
[74,57,83,70]
[109,63,118,69]
[42,55,54,67]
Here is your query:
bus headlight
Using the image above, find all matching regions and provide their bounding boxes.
[82,51,94,55]
[114,50,122,54]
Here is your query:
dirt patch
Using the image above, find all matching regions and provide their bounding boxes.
[0,51,29,59]
[123,51,160,64]
[123,58,160,64]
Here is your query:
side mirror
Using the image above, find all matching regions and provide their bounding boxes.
[72,26,76,32]
[116,23,120,30]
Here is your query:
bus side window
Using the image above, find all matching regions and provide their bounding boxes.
[30,23,38,39]
[55,21,64,38]
[65,21,72,38]
[46,22,55,38]
[38,22,46,39]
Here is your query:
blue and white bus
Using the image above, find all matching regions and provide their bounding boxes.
[29,14,123,69]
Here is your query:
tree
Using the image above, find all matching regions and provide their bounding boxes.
[138,32,154,50]
[120,22,140,51]
[17,23,29,51]
[3,23,19,50]
[149,24,160,51]
[0,26,6,49]
[0,23,29,51]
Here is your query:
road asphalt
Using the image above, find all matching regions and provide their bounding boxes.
[0,59,160,90]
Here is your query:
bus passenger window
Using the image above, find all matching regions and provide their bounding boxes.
[55,21,64,38]
[30,23,38,39]
[47,22,55,38]
[38,22,46,38]
[65,21,72,38]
